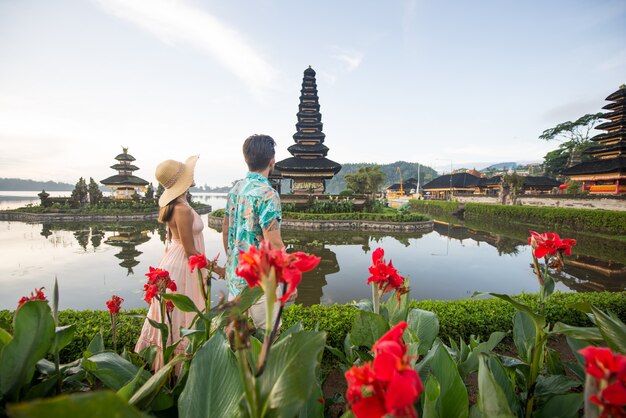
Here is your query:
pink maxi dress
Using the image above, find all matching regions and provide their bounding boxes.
[135,207,206,371]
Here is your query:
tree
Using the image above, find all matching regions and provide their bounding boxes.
[145,183,155,200]
[502,172,525,204]
[344,165,386,198]
[70,177,88,207]
[539,112,604,171]
[88,178,103,205]
[155,184,165,202]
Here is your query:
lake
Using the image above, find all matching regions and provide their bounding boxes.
[1,191,625,310]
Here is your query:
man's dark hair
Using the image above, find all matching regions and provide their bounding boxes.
[243,134,276,171]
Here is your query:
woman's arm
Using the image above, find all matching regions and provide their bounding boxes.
[172,204,198,258]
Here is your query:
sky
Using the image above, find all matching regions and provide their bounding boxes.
[0,0,624,187]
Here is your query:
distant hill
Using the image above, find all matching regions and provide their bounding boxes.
[325,161,438,194]
[0,178,74,191]
[481,162,518,172]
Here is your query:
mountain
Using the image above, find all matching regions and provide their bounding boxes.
[0,178,75,191]
[325,161,438,194]
[481,162,518,172]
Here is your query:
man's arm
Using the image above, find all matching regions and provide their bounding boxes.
[262,218,284,250]
[222,215,229,253]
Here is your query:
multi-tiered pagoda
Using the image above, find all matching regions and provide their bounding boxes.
[562,85,626,194]
[274,66,341,194]
[100,147,149,199]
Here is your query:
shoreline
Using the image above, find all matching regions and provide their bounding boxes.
[0,205,212,223]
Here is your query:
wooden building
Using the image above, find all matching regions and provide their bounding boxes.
[562,86,626,194]
[100,147,149,199]
[273,67,341,194]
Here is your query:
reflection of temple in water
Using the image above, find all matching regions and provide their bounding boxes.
[104,226,150,275]
[287,239,340,306]
[432,222,522,256]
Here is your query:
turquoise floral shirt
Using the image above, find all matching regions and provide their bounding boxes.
[224,172,282,296]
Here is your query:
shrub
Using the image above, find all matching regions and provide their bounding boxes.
[210,208,225,218]
[282,211,430,222]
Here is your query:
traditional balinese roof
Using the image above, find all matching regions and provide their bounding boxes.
[422,173,482,190]
[596,118,626,131]
[522,176,561,188]
[562,157,626,175]
[386,178,418,191]
[585,143,626,155]
[110,163,140,171]
[275,66,342,180]
[606,86,626,101]
[114,152,136,162]
[101,175,149,186]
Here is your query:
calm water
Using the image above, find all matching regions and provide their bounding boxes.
[1,192,625,310]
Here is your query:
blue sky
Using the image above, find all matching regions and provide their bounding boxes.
[0,0,624,186]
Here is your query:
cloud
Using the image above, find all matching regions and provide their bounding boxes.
[597,48,626,73]
[330,47,364,72]
[93,0,278,98]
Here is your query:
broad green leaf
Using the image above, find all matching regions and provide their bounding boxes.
[350,311,389,348]
[259,331,327,418]
[533,393,583,418]
[84,332,104,357]
[381,280,410,325]
[0,327,12,349]
[83,352,151,390]
[591,305,626,354]
[117,368,146,402]
[23,376,57,400]
[565,336,592,376]
[0,300,55,400]
[51,324,76,354]
[421,375,441,418]
[477,354,516,418]
[428,339,469,418]
[534,374,580,399]
[279,321,305,341]
[551,322,603,342]
[473,292,545,329]
[178,331,243,418]
[161,293,202,314]
[406,308,440,355]
[541,274,555,301]
[458,331,507,379]
[486,355,521,417]
[7,390,145,418]
[129,355,185,410]
[352,298,373,312]
[513,311,535,364]
[298,381,324,418]
[546,348,566,375]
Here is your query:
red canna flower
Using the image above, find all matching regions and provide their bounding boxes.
[188,253,208,272]
[345,322,422,418]
[579,346,626,416]
[17,287,47,310]
[165,300,175,313]
[143,267,176,304]
[143,284,158,304]
[105,295,124,315]
[528,231,576,259]
[236,240,320,305]
[367,248,408,301]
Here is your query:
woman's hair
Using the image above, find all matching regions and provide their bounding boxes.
[157,193,186,223]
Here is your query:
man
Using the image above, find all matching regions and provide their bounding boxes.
[222,134,286,330]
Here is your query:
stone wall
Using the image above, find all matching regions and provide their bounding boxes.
[207,214,433,233]
[454,195,626,212]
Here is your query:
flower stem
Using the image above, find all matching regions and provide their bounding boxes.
[111,313,117,352]
[234,326,259,418]
[371,282,380,314]
[255,282,286,378]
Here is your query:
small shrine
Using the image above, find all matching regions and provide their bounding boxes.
[100,147,149,199]
[274,66,341,194]
[562,85,626,194]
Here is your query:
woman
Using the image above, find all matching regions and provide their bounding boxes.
[135,155,209,370]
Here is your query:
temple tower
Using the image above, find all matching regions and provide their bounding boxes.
[100,147,149,199]
[562,85,626,194]
[274,66,341,194]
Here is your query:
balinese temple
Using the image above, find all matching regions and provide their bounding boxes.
[273,66,341,194]
[562,85,626,194]
[104,226,150,275]
[100,147,149,199]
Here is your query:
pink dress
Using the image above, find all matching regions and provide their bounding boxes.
[135,207,205,371]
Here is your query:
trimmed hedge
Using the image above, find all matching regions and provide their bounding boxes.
[407,200,461,216]
[282,211,430,222]
[2,292,623,364]
[464,203,626,235]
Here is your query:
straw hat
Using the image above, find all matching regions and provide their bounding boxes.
[156,155,199,207]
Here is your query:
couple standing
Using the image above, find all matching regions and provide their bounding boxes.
[135,134,287,369]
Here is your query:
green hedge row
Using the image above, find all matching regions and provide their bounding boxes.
[464,203,626,235]
[407,200,461,216]
[211,209,430,223]
[3,292,621,364]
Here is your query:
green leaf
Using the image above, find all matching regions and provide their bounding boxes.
[0,300,55,401]
[545,348,566,375]
[421,375,441,418]
[427,340,469,418]
[129,355,185,410]
[533,393,583,418]
[406,308,440,356]
[381,280,410,325]
[458,331,507,379]
[477,354,516,418]
[474,292,545,329]
[513,311,536,364]
[178,331,243,418]
[83,352,151,390]
[161,293,202,314]
[590,305,626,354]
[84,332,104,357]
[7,390,145,418]
[51,324,76,354]
[0,327,12,350]
[298,381,324,418]
[534,375,580,399]
[486,355,521,417]
[117,368,146,402]
[551,322,603,342]
[258,331,327,418]
[349,311,389,348]
[352,298,373,312]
